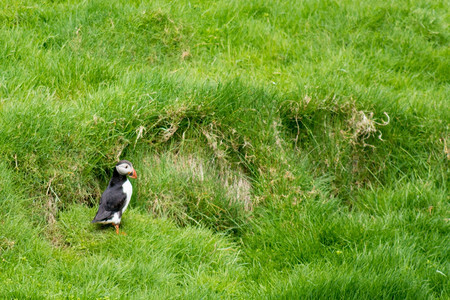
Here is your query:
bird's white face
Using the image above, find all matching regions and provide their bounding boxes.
[116,163,133,176]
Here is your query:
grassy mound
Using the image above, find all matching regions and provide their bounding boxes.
[0,0,448,298]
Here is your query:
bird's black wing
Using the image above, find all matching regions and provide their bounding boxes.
[92,186,127,222]
[102,186,127,212]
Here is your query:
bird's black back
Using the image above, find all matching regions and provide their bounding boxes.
[92,168,128,223]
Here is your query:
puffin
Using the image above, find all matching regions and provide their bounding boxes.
[92,160,137,234]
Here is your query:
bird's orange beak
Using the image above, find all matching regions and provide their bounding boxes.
[129,168,137,179]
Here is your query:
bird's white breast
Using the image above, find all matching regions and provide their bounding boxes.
[121,179,132,213]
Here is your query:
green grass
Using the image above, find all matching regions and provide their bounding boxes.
[0,0,448,298]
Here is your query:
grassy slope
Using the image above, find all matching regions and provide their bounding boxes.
[0,0,448,298]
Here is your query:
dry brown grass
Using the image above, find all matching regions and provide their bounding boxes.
[347,109,390,148]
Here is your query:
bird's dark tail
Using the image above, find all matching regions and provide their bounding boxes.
[91,210,112,223]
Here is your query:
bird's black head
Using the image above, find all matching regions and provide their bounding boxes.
[115,160,137,179]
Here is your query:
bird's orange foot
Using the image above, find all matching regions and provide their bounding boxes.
[113,224,127,236]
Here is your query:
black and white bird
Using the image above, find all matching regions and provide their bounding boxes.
[92,160,137,234]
